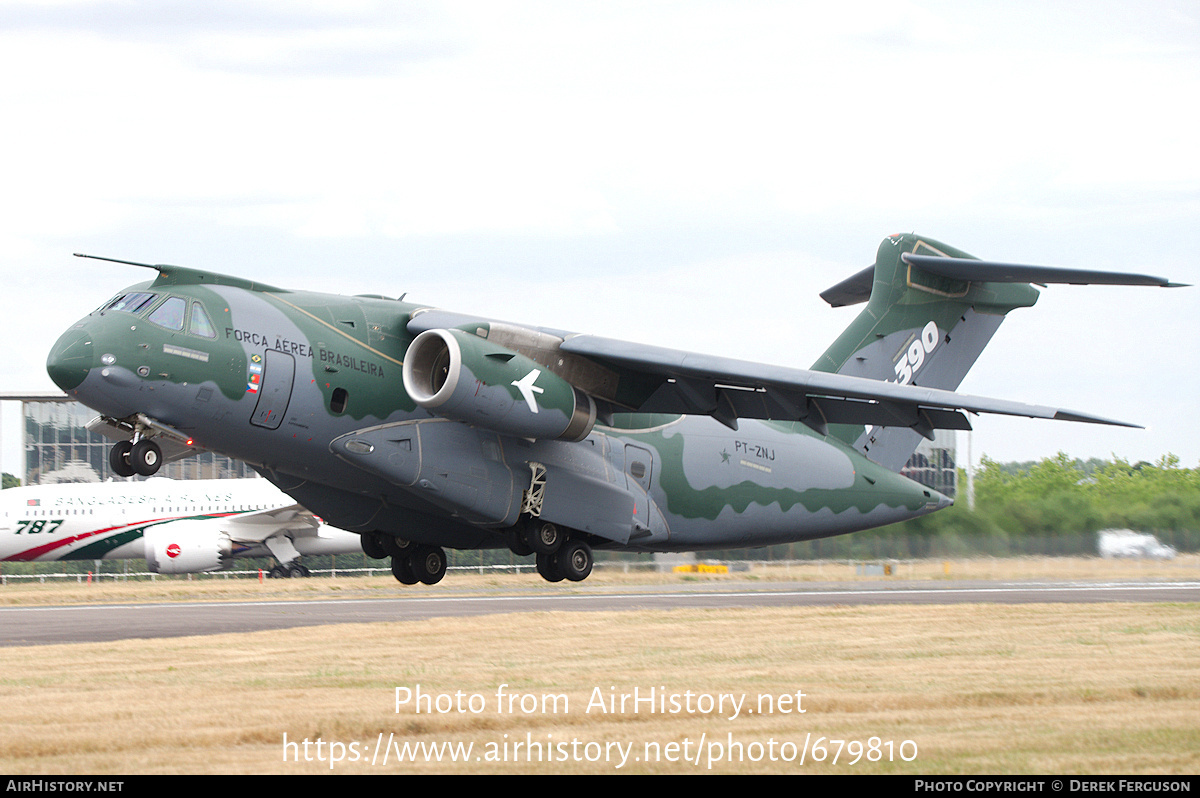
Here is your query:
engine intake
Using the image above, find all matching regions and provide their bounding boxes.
[144,521,232,574]
[403,328,595,441]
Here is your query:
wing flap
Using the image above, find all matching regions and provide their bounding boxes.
[218,505,319,544]
[560,334,1138,432]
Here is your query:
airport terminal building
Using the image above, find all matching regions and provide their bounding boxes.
[7,393,257,485]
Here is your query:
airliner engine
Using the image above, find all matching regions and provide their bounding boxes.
[143,521,232,574]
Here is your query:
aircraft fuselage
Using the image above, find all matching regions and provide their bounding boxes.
[48,270,946,558]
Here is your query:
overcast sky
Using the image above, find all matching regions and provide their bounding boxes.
[1,0,1197,476]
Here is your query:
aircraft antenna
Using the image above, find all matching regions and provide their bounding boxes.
[73,253,158,270]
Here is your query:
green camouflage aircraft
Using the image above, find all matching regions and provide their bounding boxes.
[46,234,1180,584]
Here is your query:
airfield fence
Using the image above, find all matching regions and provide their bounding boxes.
[0,561,640,584]
[4,555,1197,585]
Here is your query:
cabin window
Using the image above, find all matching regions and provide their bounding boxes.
[104,292,158,315]
[148,296,187,330]
[331,387,349,414]
[189,302,216,338]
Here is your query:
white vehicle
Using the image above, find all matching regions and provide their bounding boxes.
[0,477,363,576]
[1098,529,1177,560]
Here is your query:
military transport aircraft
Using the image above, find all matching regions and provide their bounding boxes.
[0,477,362,577]
[45,234,1180,585]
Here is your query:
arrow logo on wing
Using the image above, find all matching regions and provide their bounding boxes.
[512,369,545,413]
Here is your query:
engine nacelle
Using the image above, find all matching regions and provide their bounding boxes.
[403,328,596,441]
[144,521,232,574]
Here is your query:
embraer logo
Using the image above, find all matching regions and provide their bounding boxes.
[511,369,544,413]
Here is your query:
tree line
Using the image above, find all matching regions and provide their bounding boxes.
[771,453,1200,560]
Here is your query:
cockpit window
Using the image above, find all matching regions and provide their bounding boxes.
[189,302,216,338]
[104,292,158,314]
[148,296,187,330]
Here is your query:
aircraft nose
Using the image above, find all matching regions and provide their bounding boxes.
[46,325,94,392]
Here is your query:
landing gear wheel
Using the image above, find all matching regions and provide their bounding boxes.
[130,439,162,476]
[557,540,593,582]
[360,531,388,560]
[268,564,289,579]
[391,554,419,585]
[109,441,135,478]
[507,527,534,557]
[288,562,310,577]
[528,520,562,555]
[411,545,447,585]
[536,551,564,583]
[381,535,413,559]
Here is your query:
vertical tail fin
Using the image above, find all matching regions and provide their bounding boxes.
[812,233,1177,470]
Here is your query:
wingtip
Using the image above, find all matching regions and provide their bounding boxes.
[1052,410,1142,429]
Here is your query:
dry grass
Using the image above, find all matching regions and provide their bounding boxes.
[1,600,1197,774]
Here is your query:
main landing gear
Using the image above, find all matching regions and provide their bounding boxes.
[518,519,593,583]
[267,561,311,578]
[359,519,594,587]
[109,438,162,477]
[361,532,447,586]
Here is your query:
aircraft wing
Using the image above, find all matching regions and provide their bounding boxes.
[216,504,319,545]
[557,334,1135,437]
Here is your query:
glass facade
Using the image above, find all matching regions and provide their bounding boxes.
[900,430,958,498]
[21,398,257,485]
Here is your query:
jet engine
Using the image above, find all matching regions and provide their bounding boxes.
[403,328,596,441]
[143,521,232,574]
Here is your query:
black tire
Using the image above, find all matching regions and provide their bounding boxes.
[529,520,562,555]
[391,554,419,585]
[360,531,388,560]
[412,545,447,585]
[109,441,135,478]
[536,551,564,583]
[557,540,593,582]
[268,564,289,579]
[288,562,310,577]
[508,527,534,557]
[130,439,162,476]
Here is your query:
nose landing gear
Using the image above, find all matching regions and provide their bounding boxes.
[109,437,162,477]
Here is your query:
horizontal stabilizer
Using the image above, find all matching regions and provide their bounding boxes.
[819,266,875,307]
[902,253,1185,287]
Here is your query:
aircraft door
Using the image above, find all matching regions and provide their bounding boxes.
[623,443,670,543]
[624,444,653,493]
[249,350,295,430]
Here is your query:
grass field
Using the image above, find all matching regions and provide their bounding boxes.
[1,556,1198,775]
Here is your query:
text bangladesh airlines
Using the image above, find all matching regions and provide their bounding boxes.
[0,478,362,576]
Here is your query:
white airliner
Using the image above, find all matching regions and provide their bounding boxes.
[0,477,364,576]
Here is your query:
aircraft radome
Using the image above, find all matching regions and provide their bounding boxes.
[0,477,362,577]
[45,234,1182,586]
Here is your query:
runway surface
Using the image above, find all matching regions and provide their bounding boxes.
[3,579,1197,647]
